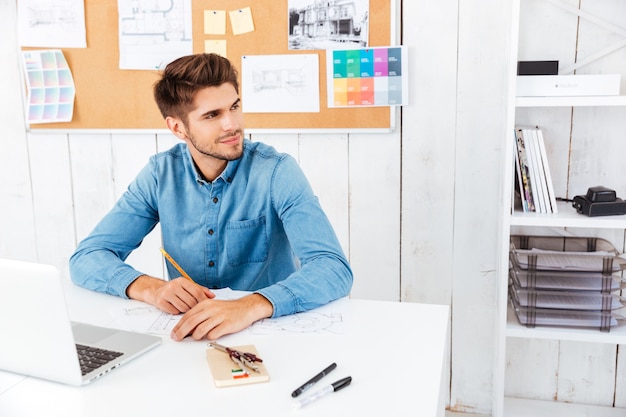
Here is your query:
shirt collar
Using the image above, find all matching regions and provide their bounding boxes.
[185,140,246,185]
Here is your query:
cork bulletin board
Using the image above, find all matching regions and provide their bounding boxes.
[24,1,394,131]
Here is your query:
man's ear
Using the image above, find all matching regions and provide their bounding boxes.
[165,116,187,140]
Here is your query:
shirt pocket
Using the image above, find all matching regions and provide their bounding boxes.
[225,216,269,266]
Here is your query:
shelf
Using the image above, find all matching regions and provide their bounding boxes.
[510,201,626,228]
[506,305,626,344]
[516,95,626,107]
[504,397,626,417]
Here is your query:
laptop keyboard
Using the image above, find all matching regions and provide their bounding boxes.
[76,344,123,376]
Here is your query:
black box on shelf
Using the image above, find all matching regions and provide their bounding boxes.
[517,60,559,75]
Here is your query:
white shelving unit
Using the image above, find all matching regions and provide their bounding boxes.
[495,0,626,416]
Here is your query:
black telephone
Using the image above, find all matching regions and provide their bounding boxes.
[572,186,626,217]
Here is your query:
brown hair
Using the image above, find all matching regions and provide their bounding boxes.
[153,53,239,123]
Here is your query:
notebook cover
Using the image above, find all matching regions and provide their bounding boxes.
[206,344,270,387]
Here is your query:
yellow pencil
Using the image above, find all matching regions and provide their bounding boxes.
[160,247,195,283]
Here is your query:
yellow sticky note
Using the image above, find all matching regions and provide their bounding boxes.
[229,7,254,35]
[205,40,227,57]
[204,10,226,35]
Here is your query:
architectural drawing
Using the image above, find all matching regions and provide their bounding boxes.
[252,66,308,96]
[117,0,192,69]
[242,54,320,113]
[17,0,86,47]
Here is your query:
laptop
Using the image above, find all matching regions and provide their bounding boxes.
[0,258,161,386]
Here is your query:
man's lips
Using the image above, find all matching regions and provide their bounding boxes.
[219,132,241,144]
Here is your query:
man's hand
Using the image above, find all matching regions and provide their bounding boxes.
[170,293,274,341]
[127,275,215,314]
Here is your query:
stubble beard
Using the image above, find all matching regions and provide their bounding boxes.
[188,129,244,161]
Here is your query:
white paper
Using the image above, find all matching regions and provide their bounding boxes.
[247,297,348,336]
[110,288,249,335]
[18,0,86,48]
[117,0,193,70]
[110,290,348,337]
[241,54,320,113]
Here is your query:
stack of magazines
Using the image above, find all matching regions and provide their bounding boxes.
[509,235,626,331]
[513,127,558,214]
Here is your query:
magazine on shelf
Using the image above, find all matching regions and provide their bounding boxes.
[514,128,535,212]
[513,127,558,213]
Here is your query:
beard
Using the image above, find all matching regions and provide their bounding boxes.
[187,129,244,161]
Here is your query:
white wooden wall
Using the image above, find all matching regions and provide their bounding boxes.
[1,0,578,415]
[505,0,626,408]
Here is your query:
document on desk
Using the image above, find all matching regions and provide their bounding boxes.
[111,291,349,336]
[246,297,349,336]
[110,288,250,335]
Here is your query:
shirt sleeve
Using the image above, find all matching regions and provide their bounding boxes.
[255,155,353,317]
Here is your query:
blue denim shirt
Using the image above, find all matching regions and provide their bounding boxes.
[69,140,353,317]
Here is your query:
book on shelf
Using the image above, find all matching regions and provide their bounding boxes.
[513,128,535,212]
[523,127,547,213]
[513,126,557,213]
[535,128,558,213]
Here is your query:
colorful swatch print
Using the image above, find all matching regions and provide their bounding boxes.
[231,368,249,379]
[330,46,407,107]
[22,50,76,124]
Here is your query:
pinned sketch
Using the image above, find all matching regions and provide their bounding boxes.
[241,54,320,113]
[17,0,87,48]
[288,0,369,50]
[117,0,193,70]
[21,49,76,124]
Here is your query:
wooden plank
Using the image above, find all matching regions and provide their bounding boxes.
[249,133,299,161]
[402,0,458,411]
[348,132,400,301]
[557,341,617,405]
[505,338,559,400]
[298,134,350,260]
[27,133,75,277]
[111,134,163,279]
[0,0,37,262]
[69,134,115,241]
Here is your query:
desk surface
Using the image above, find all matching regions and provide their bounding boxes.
[0,283,449,417]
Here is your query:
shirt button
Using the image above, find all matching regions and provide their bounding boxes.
[212,197,219,203]
[208,229,214,235]
[208,261,215,267]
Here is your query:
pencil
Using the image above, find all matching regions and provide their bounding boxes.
[159,247,195,283]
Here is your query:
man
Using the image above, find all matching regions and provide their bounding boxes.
[69,53,353,341]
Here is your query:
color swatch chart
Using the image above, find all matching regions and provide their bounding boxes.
[22,49,75,124]
[328,46,408,108]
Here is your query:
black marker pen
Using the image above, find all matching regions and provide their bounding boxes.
[293,376,352,409]
[291,362,337,397]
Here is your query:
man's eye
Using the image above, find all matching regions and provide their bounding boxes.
[231,103,240,110]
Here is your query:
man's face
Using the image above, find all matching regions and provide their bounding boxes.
[176,83,245,167]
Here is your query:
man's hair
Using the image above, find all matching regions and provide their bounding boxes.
[153,53,239,123]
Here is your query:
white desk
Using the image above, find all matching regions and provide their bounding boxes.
[0,283,449,417]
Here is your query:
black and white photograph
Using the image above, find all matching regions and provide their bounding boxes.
[288,0,369,50]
